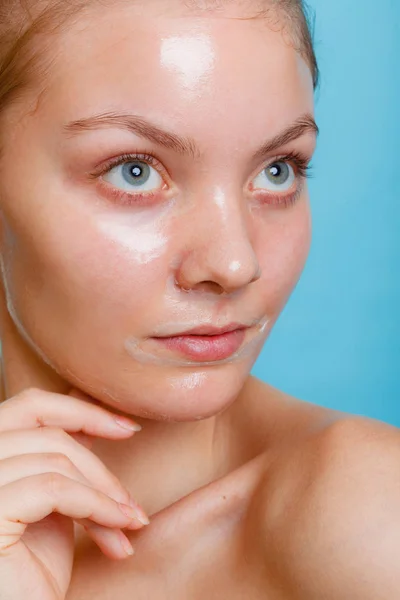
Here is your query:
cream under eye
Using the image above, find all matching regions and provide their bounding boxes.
[252,161,296,192]
[102,159,163,193]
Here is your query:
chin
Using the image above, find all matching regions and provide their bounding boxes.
[80,359,254,423]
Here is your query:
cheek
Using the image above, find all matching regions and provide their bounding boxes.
[255,202,311,310]
[0,202,173,357]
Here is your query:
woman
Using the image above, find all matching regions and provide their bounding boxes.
[0,0,398,598]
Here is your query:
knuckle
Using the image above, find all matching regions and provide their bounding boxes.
[0,388,45,423]
[14,387,43,404]
[0,388,41,413]
[42,452,74,471]
[42,471,67,496]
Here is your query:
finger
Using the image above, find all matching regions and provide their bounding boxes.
[0,473,146,551]
[0,428,134,507]
[0,454,146,561]
[76,521,135,560]
[0,388,142,438]
[86,524,135,560]
[0,453,91,489]
[0,453,147,530]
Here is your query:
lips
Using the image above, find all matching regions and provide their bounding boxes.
[159,323,246,338]
[152,324,248,362]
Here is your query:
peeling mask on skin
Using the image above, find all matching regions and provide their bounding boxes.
[94,203,172,264]
[160,33,216,92]
[0,3,315,421]
[124,316,270,368]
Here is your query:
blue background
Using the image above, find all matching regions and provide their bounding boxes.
[252,0,400,425]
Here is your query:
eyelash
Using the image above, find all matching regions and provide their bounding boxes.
[90,152,168,205]
[260,151,313,208]
[91,150,313,208]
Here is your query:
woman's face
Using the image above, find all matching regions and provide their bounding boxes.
[0,2,316,420]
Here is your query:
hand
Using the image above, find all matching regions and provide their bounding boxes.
[0,387,148,600]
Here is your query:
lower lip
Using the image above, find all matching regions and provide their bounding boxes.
[153,329,247,362]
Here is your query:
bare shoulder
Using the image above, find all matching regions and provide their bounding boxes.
[237,376,343,449]
[255,413,400,599]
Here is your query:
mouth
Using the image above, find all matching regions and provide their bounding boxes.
[152,324,248,362]
[125,316,270,367]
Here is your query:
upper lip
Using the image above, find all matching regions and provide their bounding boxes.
[157,323,248,338]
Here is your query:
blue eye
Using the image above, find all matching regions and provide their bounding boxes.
[252,161,295,192]
[103,160,163,193]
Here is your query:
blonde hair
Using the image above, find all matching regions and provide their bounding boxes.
[0,0,318,120]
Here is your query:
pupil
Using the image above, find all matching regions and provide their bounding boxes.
[270,165,281,177]
[131,166,142,177]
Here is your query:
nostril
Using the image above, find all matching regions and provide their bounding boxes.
[193,281,226,295]
[174,277,225,295]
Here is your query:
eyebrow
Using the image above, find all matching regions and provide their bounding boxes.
[64,111,200,159]
[252,114,319,160]
[63,111,318,160]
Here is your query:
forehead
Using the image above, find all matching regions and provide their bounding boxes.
[31,3,314,142]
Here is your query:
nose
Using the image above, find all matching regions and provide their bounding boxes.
[174,191,261,295]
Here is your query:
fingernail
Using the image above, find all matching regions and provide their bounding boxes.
[119,531,135,556]
[114,417,142,432]
[119,502,150,526]
[128,498,150,526]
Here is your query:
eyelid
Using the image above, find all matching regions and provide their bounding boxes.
[89,151,171,184]
[255,151,312,179]
[89,149,311,182]
[247,151,311,197]
[88,150,312,210]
